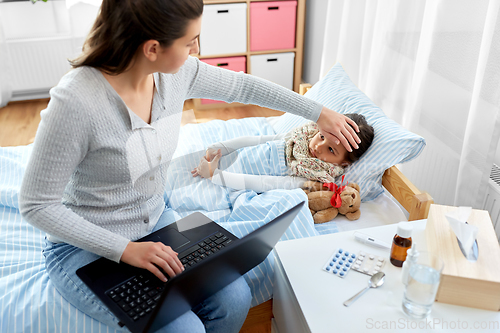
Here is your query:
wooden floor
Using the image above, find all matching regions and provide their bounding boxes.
[0,97,281,333]
[0,98,283,147]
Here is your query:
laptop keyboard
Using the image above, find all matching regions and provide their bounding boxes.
[178,231,232,269]
[106,231,233,321]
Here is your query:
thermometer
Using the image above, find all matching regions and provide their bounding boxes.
[354,231,391,249]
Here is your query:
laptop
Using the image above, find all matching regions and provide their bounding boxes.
[76,201,304,333]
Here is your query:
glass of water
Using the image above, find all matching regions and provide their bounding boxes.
[402,251,444,319]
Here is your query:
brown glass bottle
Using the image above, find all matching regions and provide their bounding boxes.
[390,222,413,267]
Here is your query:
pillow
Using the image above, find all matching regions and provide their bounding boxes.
[271,63,425,201]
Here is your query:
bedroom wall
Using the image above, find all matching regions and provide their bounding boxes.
[0,19,10,108]
[302,0,328,86]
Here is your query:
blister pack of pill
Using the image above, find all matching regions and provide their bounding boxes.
[322,248,357,278]
[350,251,386,276]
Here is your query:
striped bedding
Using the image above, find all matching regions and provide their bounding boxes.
[0,116,342,332]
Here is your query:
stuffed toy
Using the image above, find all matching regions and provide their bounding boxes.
[301,177,361,224]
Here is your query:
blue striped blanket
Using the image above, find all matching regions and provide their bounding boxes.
[0,117,339,332]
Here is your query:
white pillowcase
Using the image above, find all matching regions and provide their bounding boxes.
[271,63,426,201]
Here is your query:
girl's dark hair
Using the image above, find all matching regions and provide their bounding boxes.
[70,0,204,74]
[344,113,374,163]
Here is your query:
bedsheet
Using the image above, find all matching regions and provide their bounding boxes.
[0,117,405,332]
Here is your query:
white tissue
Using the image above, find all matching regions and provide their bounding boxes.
[445,207,478,259]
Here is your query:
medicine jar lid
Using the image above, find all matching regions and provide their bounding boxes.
[396,222,413,238]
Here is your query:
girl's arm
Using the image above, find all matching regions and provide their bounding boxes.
[207,133,288,156]
[212,170,307,192]
[192,133,290,178]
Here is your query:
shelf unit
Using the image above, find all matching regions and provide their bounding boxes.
[193,0,306,110]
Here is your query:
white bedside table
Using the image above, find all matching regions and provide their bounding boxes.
[272,220,500,333]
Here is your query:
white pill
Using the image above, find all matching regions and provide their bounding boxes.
[364,268,369,272]
[376,262,382,267]
[369,255,375,260]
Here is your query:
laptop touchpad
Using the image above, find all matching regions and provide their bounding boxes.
[156,228,190,250]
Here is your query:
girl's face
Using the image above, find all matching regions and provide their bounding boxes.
[308,132,349,166]
[157,16,202,74]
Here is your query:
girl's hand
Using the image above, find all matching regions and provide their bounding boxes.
[316,106,360,152]
[120,241,184,282]
[205,148,220,162]
[191,149,221,178]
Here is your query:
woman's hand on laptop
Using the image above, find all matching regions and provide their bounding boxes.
[121,241,185,282]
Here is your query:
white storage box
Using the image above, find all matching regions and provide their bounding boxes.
[250,52,295,90]
[200,3,247,56]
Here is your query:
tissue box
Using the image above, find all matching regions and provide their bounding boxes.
[425,204,500,311]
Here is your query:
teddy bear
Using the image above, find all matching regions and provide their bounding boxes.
[301,178,361,224]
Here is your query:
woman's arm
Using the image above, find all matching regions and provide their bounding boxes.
[183,57,360,151]
[18,86,131,263]
[19,82,184,281]
[185,56,322,120]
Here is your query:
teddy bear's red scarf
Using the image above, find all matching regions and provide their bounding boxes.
[322,175,347,208]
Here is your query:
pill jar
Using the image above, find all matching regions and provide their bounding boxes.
[390,222,413,267]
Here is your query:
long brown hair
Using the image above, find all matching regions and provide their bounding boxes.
[70,0,203,75]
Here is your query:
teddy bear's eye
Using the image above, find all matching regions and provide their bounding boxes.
[349,205,353,207]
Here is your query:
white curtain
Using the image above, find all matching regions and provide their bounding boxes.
[320,0,500,208]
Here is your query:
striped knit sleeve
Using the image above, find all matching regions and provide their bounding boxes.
[183,56,323,122]
[18,83,130,263]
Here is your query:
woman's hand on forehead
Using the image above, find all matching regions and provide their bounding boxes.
[316,107,360,152]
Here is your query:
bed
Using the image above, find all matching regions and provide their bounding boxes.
[0,63,432,332]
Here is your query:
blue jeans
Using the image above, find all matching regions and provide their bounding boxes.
[42,207,252,332]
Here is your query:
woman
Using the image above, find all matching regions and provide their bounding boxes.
[19,0,360,332]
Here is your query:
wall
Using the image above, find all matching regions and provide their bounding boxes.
[302,0,328,86]
[0,20,11,107]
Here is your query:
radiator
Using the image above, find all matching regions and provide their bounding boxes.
[0,1,97,103]
[483,164,500,241]
[7,37,76,101]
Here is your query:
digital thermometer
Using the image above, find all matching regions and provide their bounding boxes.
[353,231,391,249]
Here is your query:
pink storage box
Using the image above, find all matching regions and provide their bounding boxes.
[250,1,297,51]
[200,56,246,104]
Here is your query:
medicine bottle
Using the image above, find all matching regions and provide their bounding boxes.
[390,222,413,267]
[401,242,419,285]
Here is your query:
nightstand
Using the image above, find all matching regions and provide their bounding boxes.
[272,221,500,333]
